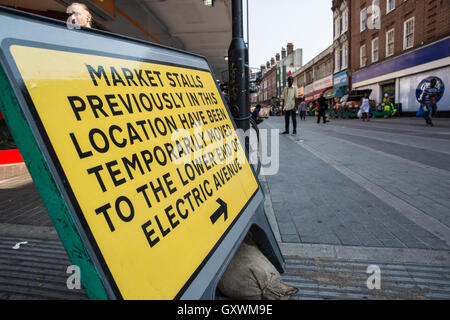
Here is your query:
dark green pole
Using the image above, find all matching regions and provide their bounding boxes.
[228,0,249,133]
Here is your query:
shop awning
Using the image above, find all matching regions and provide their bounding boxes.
[324,88,337,99]
[304,86,333,102]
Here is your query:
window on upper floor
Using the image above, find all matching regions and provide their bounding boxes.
[335,48,341,72]
[386,28,395,57]
[334,16,341,39]
[342,10,348,33]
[371,0,380,28]
[306,70,313,84]
[342,44,348,70]
[403,17,414,50]
[360,8,368,32]
[360,45,367,67]
[387,0,395,14]
[372,38,379,63]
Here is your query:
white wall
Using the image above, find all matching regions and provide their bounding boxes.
[399,65,450,112]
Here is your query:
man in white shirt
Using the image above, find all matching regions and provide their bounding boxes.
[281,76,298,134]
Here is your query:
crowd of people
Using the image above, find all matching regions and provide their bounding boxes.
[250,76,443,131]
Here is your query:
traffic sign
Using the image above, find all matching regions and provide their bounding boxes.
[0,7,282,299]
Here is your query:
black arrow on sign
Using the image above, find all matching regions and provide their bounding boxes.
[210,198,228,224]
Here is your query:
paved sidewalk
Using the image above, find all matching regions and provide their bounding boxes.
[262,116,450,250]
[260,116,450,299]
[0,235,87,300]
[0,174,52,227]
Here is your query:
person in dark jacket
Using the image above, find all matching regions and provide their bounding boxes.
[317,93,328,124]
[251,104,263,124]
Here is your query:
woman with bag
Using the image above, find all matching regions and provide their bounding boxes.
[360,92,370,122]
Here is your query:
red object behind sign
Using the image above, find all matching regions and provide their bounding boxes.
[304,86,333,102]
[0,149,24,165]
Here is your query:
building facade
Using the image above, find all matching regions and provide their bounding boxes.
[292,45,334,103]
[348,0,450,112]
[255,43,303,105]
[332,0,351,98]
[255,59,278,105]
[276,43,303,96]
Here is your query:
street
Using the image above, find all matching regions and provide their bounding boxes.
[261,115,450,299]
[0,115,449,299]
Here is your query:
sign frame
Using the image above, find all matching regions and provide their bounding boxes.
[0,7,283,300]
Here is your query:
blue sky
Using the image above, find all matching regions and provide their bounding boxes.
[245,0,333,70]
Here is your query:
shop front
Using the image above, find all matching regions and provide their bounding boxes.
[352,37,450,113]
[398,68,448,114]
[298,86,304,99]
[305,75,333,103]
[328,71,349,101]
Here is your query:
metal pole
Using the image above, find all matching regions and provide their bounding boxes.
[246,0,249,48]
[228,0,250,133]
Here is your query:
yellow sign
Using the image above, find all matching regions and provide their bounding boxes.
[10,45,259,299]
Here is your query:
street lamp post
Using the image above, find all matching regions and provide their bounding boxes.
[228,0,249,133]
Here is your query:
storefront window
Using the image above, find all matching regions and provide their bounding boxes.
[381,83,395,103]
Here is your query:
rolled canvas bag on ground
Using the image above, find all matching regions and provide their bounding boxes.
[218,236,298,300]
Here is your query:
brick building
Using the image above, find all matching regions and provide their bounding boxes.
[255,59,277,105]
[347,0,450,112]
[331,0,351,98]
[292,45,334,104]
[256,43,303,105]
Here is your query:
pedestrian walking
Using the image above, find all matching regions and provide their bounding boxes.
[360,92,370,122]
[251,104,263,124]
[222,88,229,106]
[420,78,441,127]
[298,98,307,120]
[281,76,298,135]
[316,93,328,124]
